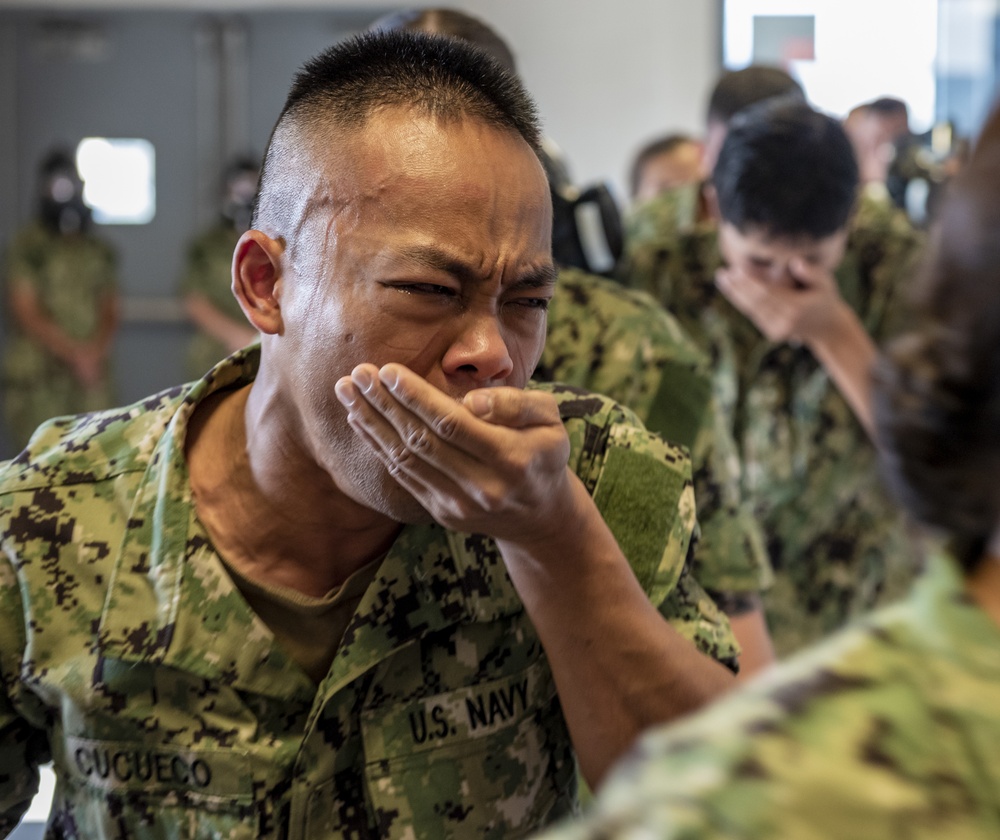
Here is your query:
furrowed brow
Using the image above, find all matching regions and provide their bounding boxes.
[510,263,558,291]
[399,246,557,290]
[398,246,480,284]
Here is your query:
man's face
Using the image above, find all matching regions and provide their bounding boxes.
[634,142,703,203]
[717,221,848,289]
[271,107,554,521]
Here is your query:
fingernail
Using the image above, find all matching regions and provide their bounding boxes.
[335,379,356,406]
[353,367,373,392]
[466,391,492,416]
[379,365,398,390]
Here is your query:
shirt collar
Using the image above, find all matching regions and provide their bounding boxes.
[97,349,521,699]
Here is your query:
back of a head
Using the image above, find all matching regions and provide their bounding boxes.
[873,103,1000,571]
[253,29,539,229]
[712,97,859,239]
[707,65,805,127]
[367,7,517,74]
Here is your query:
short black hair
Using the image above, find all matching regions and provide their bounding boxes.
[869,96,908,121]
[629,133,698,197]
[707,65,805,126]
[873,101,1000,572]
[368,7,517,74]
[254,30,540,227]
[712,97,859,239]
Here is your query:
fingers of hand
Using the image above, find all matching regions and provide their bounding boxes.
[464,386,561,429]
[335,363,481,476]
[717,268,796,342]
[788,258,835,292]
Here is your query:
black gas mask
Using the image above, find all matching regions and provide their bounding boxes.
[39,167,92,235]
[220,161,260,233]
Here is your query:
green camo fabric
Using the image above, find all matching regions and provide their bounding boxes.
[0,347,736,839]
[537,269,772,604]
[620,186,926,655]
[2,222,118,450]
[540,551,1000,839]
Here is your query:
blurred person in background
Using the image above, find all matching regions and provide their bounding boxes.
[623,74,925,658]
[179,155,260,380]
[539,94,1000,840]
[1,147,119,451]
[629,132,703,206]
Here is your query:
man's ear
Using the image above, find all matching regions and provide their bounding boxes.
[233,230,285,335]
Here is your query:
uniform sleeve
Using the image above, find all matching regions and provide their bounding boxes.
[585,419,739,671]
[841,192,925,343]
[687,393,773,607]
[0,548,46,834]
[179,232,214,297]
[4,227,45,295]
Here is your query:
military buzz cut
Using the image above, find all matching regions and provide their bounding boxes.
[253,30,541,228]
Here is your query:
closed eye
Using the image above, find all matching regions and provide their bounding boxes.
[510,297,551,311]
[391,283,458,297]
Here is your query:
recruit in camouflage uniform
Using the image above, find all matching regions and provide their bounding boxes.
[0,346,737,840]
[539,551,1000,839]
[621,184,925,656]
[179,223,251,380]
[536,268,772,609]
[2,221,118,450]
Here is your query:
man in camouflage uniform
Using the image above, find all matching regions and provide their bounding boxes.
[179,157,260,380]
[538,551,1000,840]
[0,32,738,839]
[622,90,924,657]
[2,150,119,452]
[370,8,774,674]
[537,268,774,675]
[539,108,1000,838]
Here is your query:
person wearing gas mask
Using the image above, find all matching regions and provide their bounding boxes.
[1,148,120,452]
[178,156,261,380]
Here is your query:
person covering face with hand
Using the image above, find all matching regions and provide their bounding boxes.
[0,31,736,839]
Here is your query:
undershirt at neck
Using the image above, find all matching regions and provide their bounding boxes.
[223,556,384,684]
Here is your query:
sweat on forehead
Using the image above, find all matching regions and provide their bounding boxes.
[254,104,537,238]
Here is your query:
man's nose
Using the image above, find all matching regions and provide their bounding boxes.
[441,311,515,386]
[768,261,796,288]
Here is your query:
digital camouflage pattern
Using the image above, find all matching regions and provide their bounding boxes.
[539,551,1000,839]
[179,223,251,380]
[620,185,925,654]
[537,268,771,603]
[0,347,737,840]
[2,222,118,451]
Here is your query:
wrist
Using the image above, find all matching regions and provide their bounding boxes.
[804,296,855,357]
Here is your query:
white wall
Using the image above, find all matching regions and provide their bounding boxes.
[0,0,722,202]
[454,0,721,202]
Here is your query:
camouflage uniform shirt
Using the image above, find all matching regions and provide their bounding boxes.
[0,347,736,839]
[621,185,924,654]
[2,222,118,450]
[536,268,771,608]
[539,552,1000,839]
